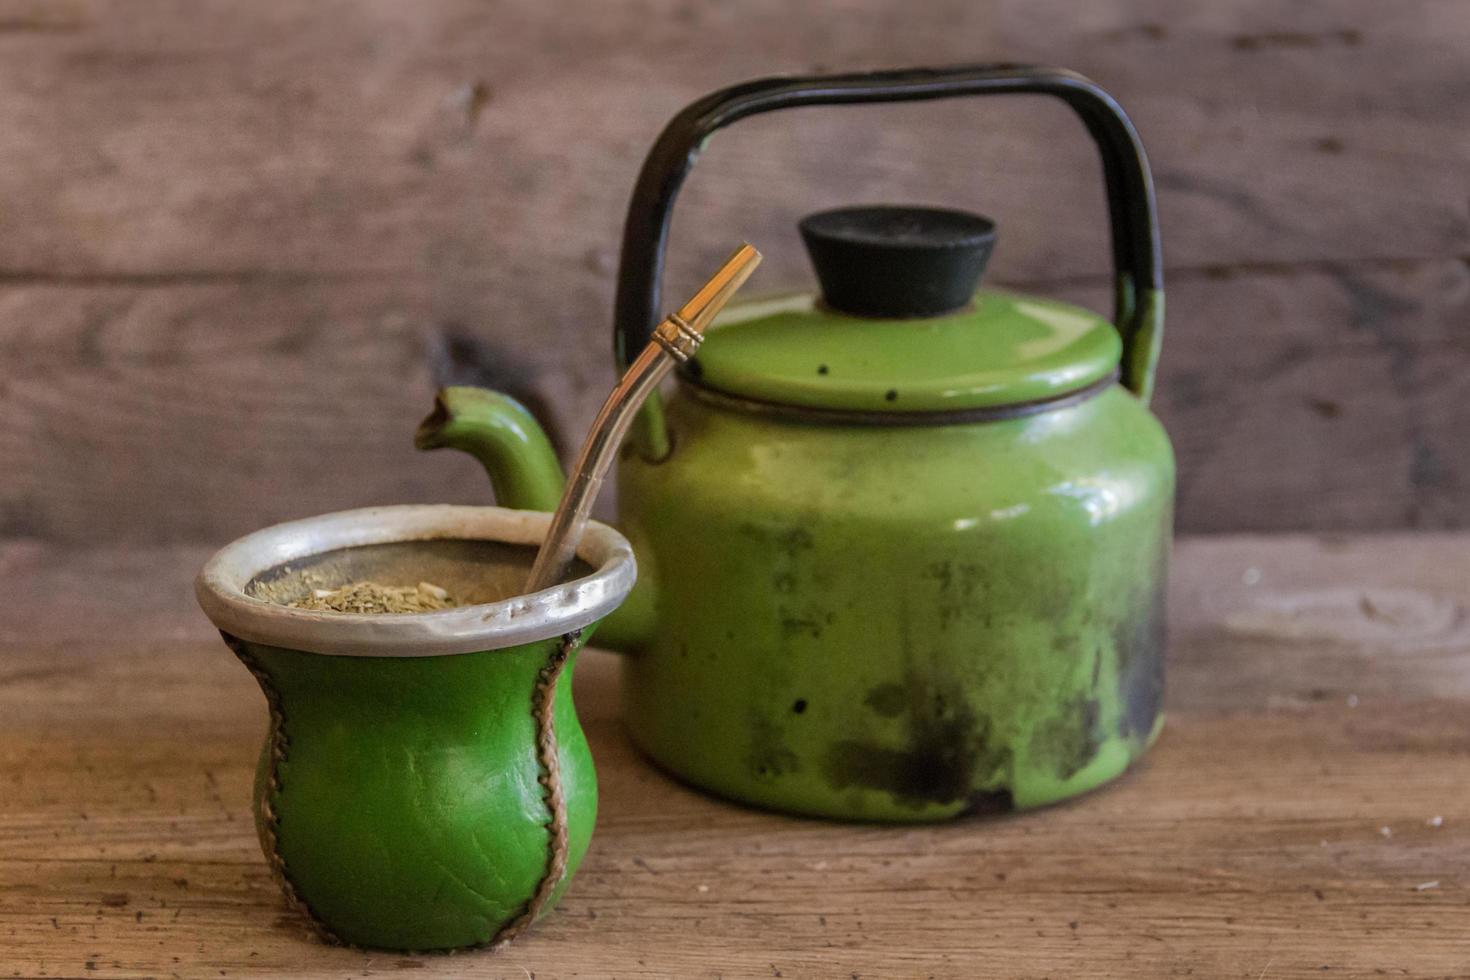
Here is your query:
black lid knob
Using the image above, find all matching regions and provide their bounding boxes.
[798,205,997,318]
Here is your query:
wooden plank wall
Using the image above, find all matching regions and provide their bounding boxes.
[0,0,1465,546]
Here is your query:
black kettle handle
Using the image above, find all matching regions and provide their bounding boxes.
[613,63,1164,400]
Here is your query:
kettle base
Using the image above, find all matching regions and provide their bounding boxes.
[622,708,1166,824]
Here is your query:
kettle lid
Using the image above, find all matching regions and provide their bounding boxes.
[800,205,997,318]
[686,205,1123,415]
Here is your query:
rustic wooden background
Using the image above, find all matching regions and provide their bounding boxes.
[1,0,1465,546]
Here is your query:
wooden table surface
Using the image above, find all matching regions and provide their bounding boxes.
[2,533,1468,978]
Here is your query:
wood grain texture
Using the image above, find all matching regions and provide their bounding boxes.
[0,0,1467,544]
[2,533,1470,978]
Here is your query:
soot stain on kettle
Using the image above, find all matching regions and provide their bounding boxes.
[962,787,1015,816]
[780,613,830,640]
[923,560,986,630]
[1031,693,1103,781]
[742,520,824,783]
[824,672,1012,811]
[747,712,800,779]
[863,683,907,718]
[1116,588,1166,741]
[1114,537,1169,742]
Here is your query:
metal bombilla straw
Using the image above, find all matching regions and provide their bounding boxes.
[523,244,761,594]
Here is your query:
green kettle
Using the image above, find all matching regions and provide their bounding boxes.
[417,64,1172,822]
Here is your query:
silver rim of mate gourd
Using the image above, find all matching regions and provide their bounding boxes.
[195,504,636,657]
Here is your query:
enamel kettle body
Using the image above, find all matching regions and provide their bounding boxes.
[617,383,1170,820]
[422,65,1173,822]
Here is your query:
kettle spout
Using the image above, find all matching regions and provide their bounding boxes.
[415,386,565,513]
[415,386,657,653]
